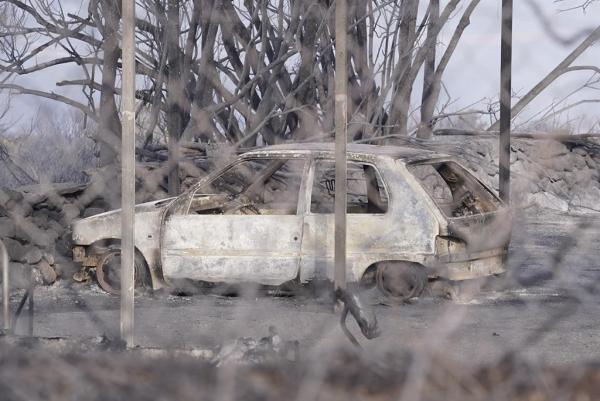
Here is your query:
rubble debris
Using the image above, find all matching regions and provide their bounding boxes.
[0,343,598,401]
[212,326,298,366]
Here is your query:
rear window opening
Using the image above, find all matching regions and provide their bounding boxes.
[408,161,500,217]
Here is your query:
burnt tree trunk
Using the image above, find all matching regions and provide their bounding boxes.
[97,0,122,168]
[167,0,184,195]
[419,0,480,138]
[388,0,418,137]
[417,0,439,139]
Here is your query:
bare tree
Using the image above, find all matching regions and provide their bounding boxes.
[3,0,594,187]
[0,1,490,151]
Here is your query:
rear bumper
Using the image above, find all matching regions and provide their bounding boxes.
[426,248,507,280]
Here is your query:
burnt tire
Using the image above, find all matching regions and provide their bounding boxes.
[376,262,427,303]
[96,248,151,295]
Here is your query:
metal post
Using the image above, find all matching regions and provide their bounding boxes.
[334,0,348,301]
[499,0,513,202]
[167,0,181,196]
[121,0,136,347]
[1,239,9,332]
[27,263,33,336]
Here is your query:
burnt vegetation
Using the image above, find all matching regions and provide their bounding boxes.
[0,0,598,166]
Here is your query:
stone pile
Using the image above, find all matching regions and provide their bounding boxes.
[432,136,600,213]
[0,150,213,289]
[0,183,107,288]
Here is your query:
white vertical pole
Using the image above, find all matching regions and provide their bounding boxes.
[121,0,136,347]
[1,240,9,331]
[334,0,348,300]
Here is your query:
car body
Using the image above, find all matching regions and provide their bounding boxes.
[72,143,511,291]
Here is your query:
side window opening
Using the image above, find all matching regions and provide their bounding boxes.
[189,158,305,215]
[409,161,500,217]
[311,160,389,214]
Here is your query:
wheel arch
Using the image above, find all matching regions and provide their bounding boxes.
[357,258,428,287]
[87,238,164,289]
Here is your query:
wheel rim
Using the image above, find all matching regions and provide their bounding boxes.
[96,250,150,295]
[376,263,426,302]
[96,251,121,295]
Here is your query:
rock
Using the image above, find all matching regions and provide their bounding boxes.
[13,218,51,248]
[37,260,57,285]
[1,187,23,203]
[510,160,527,175]
[538,140,568,159]
[572,153,587,170]
[53,262,68,279]
[547,179,569,197]
[23,246,43,265]
[23,192,48,206]
[83,207,105,218]
[574,168,594,185]
[0,188,33,217]
[31,213,49,230]
[43,227,60,244]
[3,237,26,262]
[0,217,16,238]
[47,219,64,234]
[570,186,600,212]
[85,198,111,212]
[62,203,81,223]
[538,177,551,191]
[54,254,78,279]
[585,155,596,169]
[56,230,73,257]
[526,192,569,212]
[43,252,55,266]
[31,266,44,285]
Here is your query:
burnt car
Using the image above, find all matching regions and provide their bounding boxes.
[71,143,511,301]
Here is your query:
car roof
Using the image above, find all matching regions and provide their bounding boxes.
[241,142,448,162]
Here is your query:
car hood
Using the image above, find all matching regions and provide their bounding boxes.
[83,198,176,220]
[72,198,176,245]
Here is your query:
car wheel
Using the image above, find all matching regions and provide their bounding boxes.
[95,248,151,295]
[375,262,427,303]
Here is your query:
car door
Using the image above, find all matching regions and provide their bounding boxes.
[300,158,390,282]
[161,157,308,286]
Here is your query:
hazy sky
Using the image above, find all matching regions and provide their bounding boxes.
[3,0,600,134]
[438,0,600,131]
